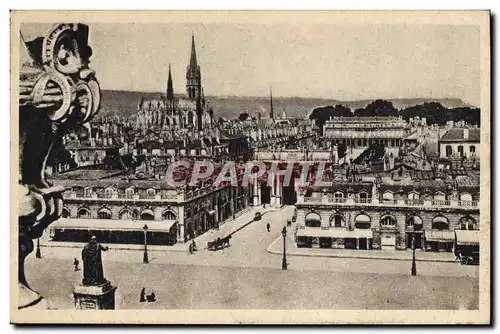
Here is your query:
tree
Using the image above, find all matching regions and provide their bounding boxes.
[238,112,250,122]
[354,99,398,117]
[309,104,353,136]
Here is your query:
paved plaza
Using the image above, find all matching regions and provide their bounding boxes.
[26,206,479,310]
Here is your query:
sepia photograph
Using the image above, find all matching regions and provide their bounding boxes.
[10,10,490,324]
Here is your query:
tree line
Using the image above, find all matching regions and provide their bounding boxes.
[309,99,480,136]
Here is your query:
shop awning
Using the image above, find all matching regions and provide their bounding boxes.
[296,228,373,239]
[354,214,371,223]
[51,218,177,233]
[455,230,480,245]
[424,230,455,242]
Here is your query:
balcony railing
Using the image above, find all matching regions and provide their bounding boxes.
[331,197,347,203]
[431,200,450,206]
[300,196,478,209]
[356,198,372,204]
[460,200,478,207]
[405,199,424,206]
[304,197,322,203]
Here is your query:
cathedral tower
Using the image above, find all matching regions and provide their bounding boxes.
[166,63,174,102]
[269,87,274,120]
[186,33,202,101]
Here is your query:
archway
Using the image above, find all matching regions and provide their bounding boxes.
[282,174,297,205]
[305,212,321,227]
[162,210,177,220]
[140,209,155,221]
[329,213,344,228]
[61,207,70,218]
[97,207,112,219]
[459,216,476,230]
[260,182,271,205]
[354,213,371,229]
[354,213,372,249]
[432,215,449,230]
[77,207,90,219]
[379,215,397,250]
[119,208,133,220]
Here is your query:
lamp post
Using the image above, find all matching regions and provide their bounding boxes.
[281,226,287,270]
[35,237,41,259]
[411,232,417,276]
[143,224,149,264]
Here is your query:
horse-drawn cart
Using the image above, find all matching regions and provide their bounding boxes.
[207,235,232,251]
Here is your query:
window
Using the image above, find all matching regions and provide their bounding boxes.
[458,145,464,157]
[162,210,177,220]
[330,214,343,228]
[333,192,344,203]
[355,214,371,229]
[382,191,394,202]
[406,216,423,231]
[104,188,113,198]
[470,146,476,154]
[445,145,452,157]
[432,216,449,230]
[380,216,397,227]
[77,208,90,218]
[305,212,321,228]
[460,217,476,231]
[84,187,92,198]
[98,208,112,219]
[125,188,134,198]
[408,192,419,200]
[434,192,446,200]
[140,209,155,221]
[61,207,70,218]
[119,209,132,220]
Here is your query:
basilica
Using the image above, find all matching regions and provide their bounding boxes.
[135,34,214,132]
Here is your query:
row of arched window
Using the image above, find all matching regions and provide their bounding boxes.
[303,212,477,231]
[62,207,177,221]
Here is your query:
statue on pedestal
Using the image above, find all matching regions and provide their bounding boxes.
[17,23,101,309]
[82,236,109,286]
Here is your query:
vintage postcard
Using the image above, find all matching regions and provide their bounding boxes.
[10,10,490,324]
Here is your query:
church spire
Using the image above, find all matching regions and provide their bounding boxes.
[167,63,174,101]
[189,33,198,70]
[269,87,274,119]
[186,33,202,100]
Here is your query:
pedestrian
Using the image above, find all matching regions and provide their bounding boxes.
[147,290,156,302]
[73,258,79,271]
[191,240,197,252]
[189,243,193,254]
[267,222,270,232]
[139,287,146,302]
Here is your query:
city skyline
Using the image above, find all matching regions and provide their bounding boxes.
[20,22,480,107]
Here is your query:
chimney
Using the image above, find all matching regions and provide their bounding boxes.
[464,128,469,140]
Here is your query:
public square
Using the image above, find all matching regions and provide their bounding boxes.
[25,206,479,310]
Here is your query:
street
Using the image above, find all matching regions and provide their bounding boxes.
[25,206,479,310]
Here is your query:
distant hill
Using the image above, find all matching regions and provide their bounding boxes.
[98,90,474,120]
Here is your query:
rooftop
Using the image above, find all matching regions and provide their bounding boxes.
[440,128,480,142]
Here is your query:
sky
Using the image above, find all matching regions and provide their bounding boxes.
[20,22,480,106]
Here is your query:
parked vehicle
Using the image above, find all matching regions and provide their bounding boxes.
[459,251,479,266]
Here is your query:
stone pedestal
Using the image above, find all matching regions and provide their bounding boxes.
[73,281,117,310]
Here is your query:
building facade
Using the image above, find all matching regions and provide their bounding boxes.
[293,167,480,253]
